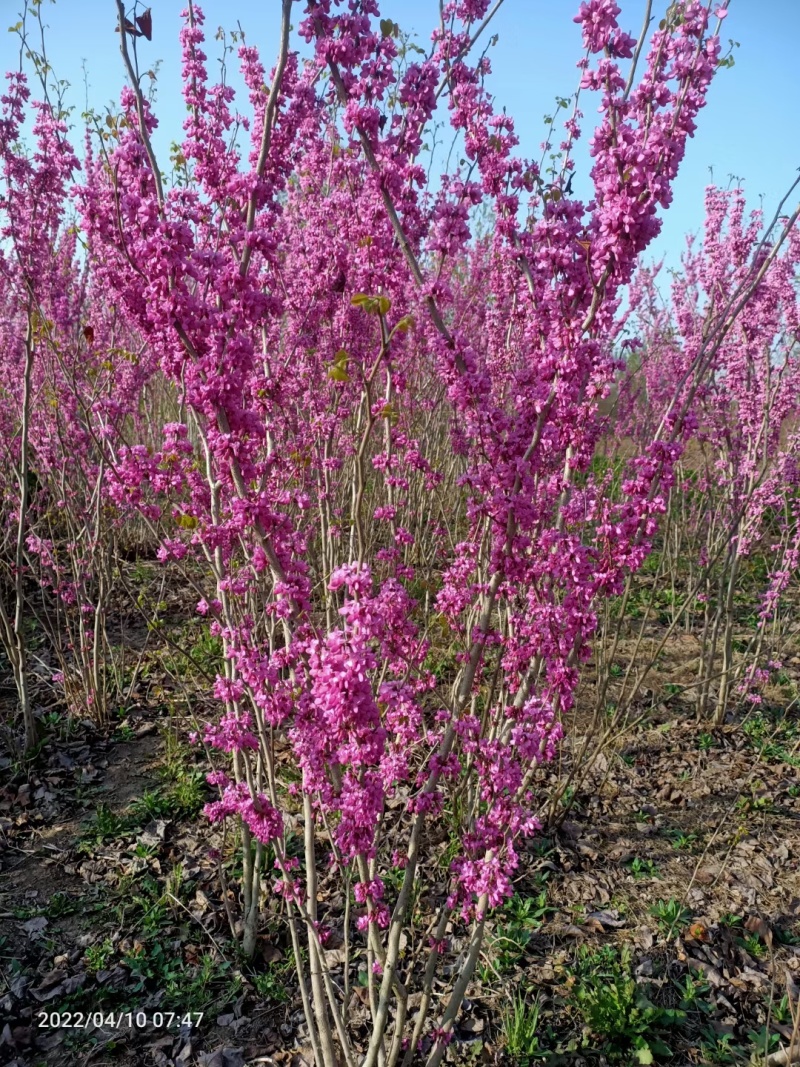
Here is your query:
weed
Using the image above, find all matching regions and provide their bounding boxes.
[609,896,629,917]
[650,898,691,937]
[159,743,207,817]
[78,803,127,849]
[120,939,237,1014]
[504,891,553,931]
[488,891,554,973]
[739,933,767,959]
[252,959,294,1004]
[167,770,205,816]
[775,924,800,946]
[629,856,658,880]
[569,944,684,1063]
[13,904,40,920]
[44,891,80,919]
[129,788,173,822]
[181,952,239,1014]
[531,837,555,859]
[719,912,743,929]
[112,874,170,936]
[84,938,115,974]
[699,1030,741,1065]
[742,709,800,766]
[735,784,772,814]
[665,828,698,851]
[502,993,542,1064]
[422,641,459,685]
[770,994,792,1025]
[747,1026,781,1058]
[676,974,712,1016]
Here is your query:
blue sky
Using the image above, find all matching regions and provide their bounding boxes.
[3,1,799,273]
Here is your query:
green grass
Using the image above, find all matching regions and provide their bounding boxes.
[251,958,295,1004]
[77,762,206,853]
[56,867,241,1029]
[84,938,115,973]
[502,993,543,1064]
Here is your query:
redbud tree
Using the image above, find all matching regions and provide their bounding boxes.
[615,183,800,724]
[4,0,735,1062]
[0,66,161,748]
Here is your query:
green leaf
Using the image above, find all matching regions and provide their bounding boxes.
[350,293,391,315]
[648,1037,674,1057]
[328,350,350,382]
[635,1045,654,1065]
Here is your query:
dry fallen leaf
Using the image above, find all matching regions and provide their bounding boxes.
[745,913,773,949]
[21,916,48,939]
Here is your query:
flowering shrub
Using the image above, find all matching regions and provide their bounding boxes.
[617,184,800,722]
[0,1,752,1063]
[0,71,160,744]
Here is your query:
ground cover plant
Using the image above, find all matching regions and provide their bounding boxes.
[2,1,800,1065]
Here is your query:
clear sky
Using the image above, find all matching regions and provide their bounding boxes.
[3,1,799,273]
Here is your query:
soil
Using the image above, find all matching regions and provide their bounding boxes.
[2,661,800,1066]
